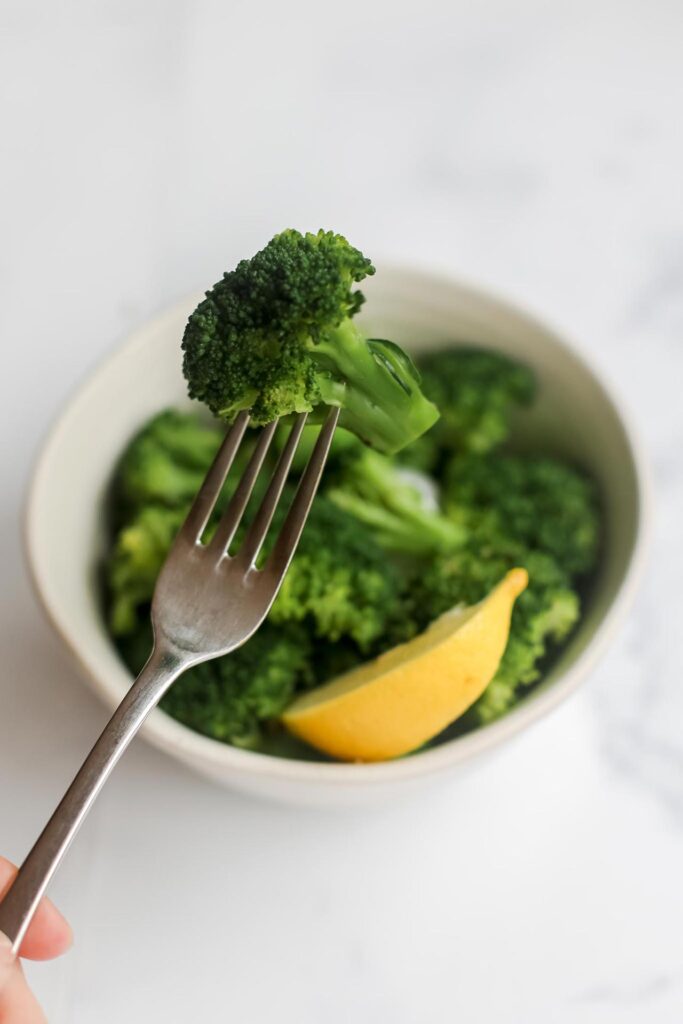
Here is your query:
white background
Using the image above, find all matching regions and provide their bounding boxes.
[2,1,683,1021]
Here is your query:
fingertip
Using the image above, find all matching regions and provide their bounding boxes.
[0,857,73,961]
[19,899,73,961]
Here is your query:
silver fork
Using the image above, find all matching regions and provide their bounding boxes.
[0,406,339,952]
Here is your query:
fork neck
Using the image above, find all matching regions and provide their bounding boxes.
[133,639,194,708]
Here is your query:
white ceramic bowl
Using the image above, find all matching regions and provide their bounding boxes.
[26,267,649,804]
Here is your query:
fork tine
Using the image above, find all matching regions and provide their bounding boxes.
[209,418,280,555]
[177,410,250,545]
[264,407,340,577]
[236,412,309,567]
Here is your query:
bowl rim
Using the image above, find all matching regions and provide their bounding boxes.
[24,264,652,787]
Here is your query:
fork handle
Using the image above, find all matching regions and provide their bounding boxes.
[0,643,186,952]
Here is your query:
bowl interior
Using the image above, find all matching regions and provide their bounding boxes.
[26,267,644,795]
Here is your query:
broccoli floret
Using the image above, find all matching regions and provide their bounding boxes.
[416,347,535,457]
[182,229,439,454]
[324,446,466,557]
[160,623,314,747]
[113,410,223,518]
[444,453,600,576]
[269,494,411,651]
[412,544,580,727]
[470,551,579,724]
[107,505,186,636]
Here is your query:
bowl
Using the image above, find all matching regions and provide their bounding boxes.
[25,267,649,804]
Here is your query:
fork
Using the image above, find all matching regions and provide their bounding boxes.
[0,406,339,952]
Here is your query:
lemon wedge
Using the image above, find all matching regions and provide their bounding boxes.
[282,568,528,762]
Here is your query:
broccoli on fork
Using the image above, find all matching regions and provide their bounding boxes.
[182,229,439,454]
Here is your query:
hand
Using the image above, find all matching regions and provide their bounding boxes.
[0,857,72,1023]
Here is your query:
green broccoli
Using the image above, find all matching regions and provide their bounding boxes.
[471,551,579,724]
[160,623,314,747]
[182,229,439,454]
[412,544,580,727]
[413,347,535,461]
[324,446,466,557]
[107,505,186,636]
[444,452,600,576]
[113,410,223,519]
[268,494,411,652]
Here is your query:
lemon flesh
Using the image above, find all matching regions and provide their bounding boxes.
[282,568,528,763]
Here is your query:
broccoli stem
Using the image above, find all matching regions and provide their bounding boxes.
[328,488,465,556]
[313,320,440,455]
[325,446,466,556]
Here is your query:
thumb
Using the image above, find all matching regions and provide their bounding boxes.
[0,930,17,991]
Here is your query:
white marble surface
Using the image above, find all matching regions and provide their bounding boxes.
[1,1,682,1020]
